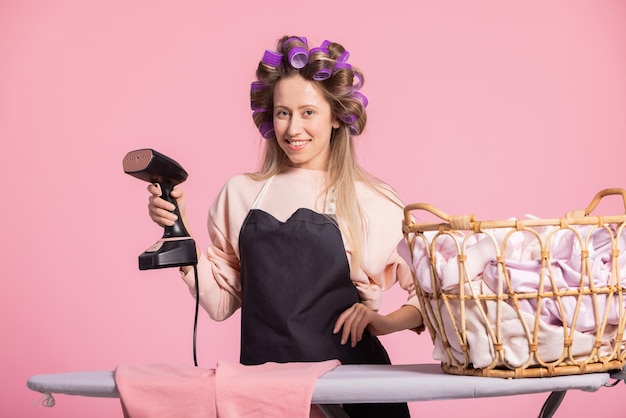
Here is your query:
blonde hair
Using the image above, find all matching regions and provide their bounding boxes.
[248,35,401,269]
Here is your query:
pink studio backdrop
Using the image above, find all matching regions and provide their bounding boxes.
[1,0,625,417]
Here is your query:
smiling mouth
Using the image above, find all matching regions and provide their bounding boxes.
[286,139,310,147]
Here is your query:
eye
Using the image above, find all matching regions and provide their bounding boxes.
[275,109,290,119]
[303,109,315,117]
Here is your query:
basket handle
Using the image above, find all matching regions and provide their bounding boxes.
[567,188,626,217]
[403,202,475,230]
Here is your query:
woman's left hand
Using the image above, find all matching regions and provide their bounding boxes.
[333,303,387,347]
[333,303,424,347]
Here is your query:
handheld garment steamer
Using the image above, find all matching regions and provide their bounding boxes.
[123,149,198,269]
[123,148,201,366]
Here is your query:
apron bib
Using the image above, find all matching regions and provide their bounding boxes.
[237,176,410,417]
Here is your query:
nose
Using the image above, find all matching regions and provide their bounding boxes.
[287,114,303,136]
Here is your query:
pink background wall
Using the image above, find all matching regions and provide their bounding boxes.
[2,0,625,416]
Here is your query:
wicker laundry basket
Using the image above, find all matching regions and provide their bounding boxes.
[402,188,626,378]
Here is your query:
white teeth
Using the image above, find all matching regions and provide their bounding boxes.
[288,140,308,146]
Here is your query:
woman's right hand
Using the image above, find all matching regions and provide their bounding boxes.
[147,183,186,228]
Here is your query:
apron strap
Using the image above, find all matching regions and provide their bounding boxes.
[324,186,337,215]
[251,175,275,210]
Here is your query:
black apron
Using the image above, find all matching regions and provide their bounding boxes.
[238,177,410,417]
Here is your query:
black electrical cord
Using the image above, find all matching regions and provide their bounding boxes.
[193,264,200,367]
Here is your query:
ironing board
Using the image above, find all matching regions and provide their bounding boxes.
[27,363,624,418]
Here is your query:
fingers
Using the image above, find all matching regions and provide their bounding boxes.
[147,183,162,196]
[147,183,179,227]
[147,183,184,201]
[333,303,371,348]
[148,201,178,226]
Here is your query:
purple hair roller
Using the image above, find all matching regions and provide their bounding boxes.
[353,91,368,108]
[353,72,363,90]
[313,68,332,81]
[309,46,329,56]
[262,50,283,67]
[333,61,352,71]
[309,41,331,80]
[250,82,268,111]
[251,101,267,111]
[340,114,357,125]
[286,36,307,47]
[349,125,361,136]
[337,50,350,63]
[250,81,265,91]
[284,37,309,69]
[288,46,309,69]
[259,121,275,139]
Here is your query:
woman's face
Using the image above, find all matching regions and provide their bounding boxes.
[272,74,339,170]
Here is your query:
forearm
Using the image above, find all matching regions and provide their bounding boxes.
[179,251,242,321]
[372,305,424,336]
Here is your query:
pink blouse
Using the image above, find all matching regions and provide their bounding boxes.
[180,167,418,321]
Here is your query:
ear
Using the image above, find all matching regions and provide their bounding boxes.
[332,118,340,129]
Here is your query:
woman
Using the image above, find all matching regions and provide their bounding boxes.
[148,35,423,417]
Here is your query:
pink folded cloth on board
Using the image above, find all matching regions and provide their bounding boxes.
[115,363,216,418]
[115,359,341,418]
[215,360,339,418]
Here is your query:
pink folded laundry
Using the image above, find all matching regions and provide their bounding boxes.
[115,363,216,418]
[115,360,340,418]
[216,360,340,418]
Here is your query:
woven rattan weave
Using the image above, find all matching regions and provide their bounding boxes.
[402,188,626,378]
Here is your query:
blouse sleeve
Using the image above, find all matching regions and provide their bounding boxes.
[180,175,261,321]
[354,237,420,313]
[352,183,421,325]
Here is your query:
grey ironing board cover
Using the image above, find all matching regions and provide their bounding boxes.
[27,363,611,404]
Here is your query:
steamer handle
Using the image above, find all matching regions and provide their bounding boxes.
[582,188,626,216]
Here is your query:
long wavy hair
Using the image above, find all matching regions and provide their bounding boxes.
[248,35,400,270]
